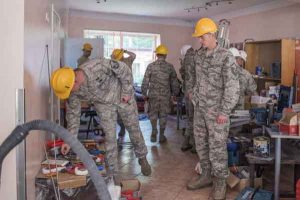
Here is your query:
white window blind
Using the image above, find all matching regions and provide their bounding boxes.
[84,30,161,85]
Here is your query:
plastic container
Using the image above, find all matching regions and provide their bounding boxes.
[256,66,263,76]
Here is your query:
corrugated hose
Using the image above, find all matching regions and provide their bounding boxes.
[0,120,111,200]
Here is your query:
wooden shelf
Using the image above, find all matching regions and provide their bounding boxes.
[245,39,295,87]
[253,76,281,81]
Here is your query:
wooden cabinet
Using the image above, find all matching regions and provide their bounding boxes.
[245,39,296,87]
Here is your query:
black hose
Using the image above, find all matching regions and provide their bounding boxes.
[0,120,111,200]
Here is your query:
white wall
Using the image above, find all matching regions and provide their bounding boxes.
[68,10,194,77]
[0,0,24,199]
[229,4,300,43]
[24,0,66,199]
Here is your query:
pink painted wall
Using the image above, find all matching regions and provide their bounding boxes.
[24,0,65,199]
[229,4,300,43]
[68,14,195,76]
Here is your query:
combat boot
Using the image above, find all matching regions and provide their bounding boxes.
[181,135,192,151]
[138,157,152,176]
[187,168,212,190]
[212,178,226,200]
[150,131,157,142]
[159,128,167,143]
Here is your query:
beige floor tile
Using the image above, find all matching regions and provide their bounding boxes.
[116,116,242,200]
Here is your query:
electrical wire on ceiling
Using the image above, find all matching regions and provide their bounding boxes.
[184,0,235,13]
[96,0,107,3]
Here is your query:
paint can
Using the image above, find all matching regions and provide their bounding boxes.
[253,136,270,157]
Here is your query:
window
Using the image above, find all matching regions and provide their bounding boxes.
[84,30,161,85]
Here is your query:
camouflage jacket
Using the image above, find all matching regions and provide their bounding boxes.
[66,58,133,135]
[188,45,240,116]
[179,47,195,93]
[141,57,180,99]
[77,56,90,67]
[122,56,135,71]
[234,66,257,110]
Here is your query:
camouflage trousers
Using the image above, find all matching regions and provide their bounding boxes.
[148,97,170,133]
[117,114,126,135]
[194,104,229,179]
[185,97,195,146]
[93,103,119,176]
[117,98,148,158]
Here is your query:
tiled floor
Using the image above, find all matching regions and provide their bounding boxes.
[117,116,240,200]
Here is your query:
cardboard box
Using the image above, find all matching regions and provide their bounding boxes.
[235,177,262,192]
[279,112,298,135]
[227,167,262,192]
[57,173,87,189]
[251,96,271,104]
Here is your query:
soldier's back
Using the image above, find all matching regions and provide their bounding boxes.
[149,60,173,96]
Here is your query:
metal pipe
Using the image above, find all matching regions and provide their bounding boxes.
[274,138,281,200]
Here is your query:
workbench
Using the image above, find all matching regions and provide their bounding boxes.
[246,126,300,200]
[266,126,300,200]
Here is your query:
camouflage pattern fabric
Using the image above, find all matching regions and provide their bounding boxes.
[180,47,196,93]
[66,58,137,176]
[117,96,148,158]
[121,56,135,70]
[77,56,89,67]
[187,45,240,179]
[141,57,180,132]
[117,54,136,134]
[185,97,195,146]
[179,47,196,146]
[234,67,257,110]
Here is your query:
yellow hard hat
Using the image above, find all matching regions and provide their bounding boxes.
[82,43,93,51]
[112,49,124,61]
[50,67,75,100]
[192,18,218,38]
[155,44,168,55]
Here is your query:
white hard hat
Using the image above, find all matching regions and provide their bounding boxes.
[181,45,192,57]
[229,47,240,58]
[239,50,247,62]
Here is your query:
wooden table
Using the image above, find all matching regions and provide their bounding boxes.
[266,126,300,200]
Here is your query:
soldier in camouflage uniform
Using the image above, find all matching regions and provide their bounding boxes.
[111,49,136,138]
[229,48,257,110]
[186,18,239,200]
[50,58,151,185]
[77,43,93,67]
[179,45,196,152]
[142,44,180,143]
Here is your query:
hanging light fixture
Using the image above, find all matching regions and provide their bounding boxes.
[96,0,108,3]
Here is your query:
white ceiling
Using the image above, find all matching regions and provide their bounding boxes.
[65,0,299,21]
